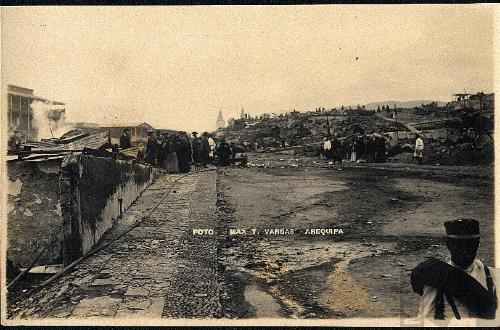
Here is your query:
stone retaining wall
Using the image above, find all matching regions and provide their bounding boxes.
[7,160,63,267]
[7,155,153,267]
[60,155,153,264]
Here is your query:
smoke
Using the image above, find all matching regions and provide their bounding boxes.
[30,100,73,140]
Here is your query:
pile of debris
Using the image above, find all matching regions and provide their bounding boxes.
[221,103,494,166]
[7,129,131,163]
[220,110,408,153]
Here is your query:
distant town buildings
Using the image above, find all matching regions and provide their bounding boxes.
[216,110,225,129]
[100,122,154,144]
[450,92,494,111]
[6,85,66,140]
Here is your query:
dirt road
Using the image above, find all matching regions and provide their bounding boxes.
[8,153,493,321]
[216,152,494,319]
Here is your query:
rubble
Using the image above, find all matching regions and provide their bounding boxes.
[219,103,493,166]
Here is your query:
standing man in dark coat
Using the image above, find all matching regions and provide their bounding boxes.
[412,219,498,320]
[201,132,210,168]
[157,133,168,167]
[217,138,232,166]
[364,135,374,163]
[145,130,158,166]
[191,132,201,166]
[356,135,365,162]
[332,135,342,165]
[119,128,132,149]
[175,134,191,173]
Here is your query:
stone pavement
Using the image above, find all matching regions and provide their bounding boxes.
[9,170,220,320]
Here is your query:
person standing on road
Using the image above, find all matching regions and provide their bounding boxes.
[175,133,191,173]
[165,134,179,173]
[145,130,158,166]
[323,137,332,160]
[350,137,358,162]
[414,134,424,165]
[208,134,216,164]
[217,138,232,166]
[157,133,168,167]
[412,219,498,321]
[332,135,342,165]
[191,132,201,166]
[356,135,365,162]
[201,132,210,168]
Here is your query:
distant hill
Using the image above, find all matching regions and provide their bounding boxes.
[346,100,448,111]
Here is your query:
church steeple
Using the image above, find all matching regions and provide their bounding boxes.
[240,107,245,120]
[216,110,225,129]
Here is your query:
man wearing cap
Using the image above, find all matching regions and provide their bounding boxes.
[411,218,498,320]
[119,128,132,150]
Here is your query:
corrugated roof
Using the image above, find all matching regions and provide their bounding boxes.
[10,131,110,162]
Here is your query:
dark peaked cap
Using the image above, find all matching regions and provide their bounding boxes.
[444,218,480,239]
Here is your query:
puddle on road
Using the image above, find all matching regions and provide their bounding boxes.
[244,283,282,318]
[221,239,397,318]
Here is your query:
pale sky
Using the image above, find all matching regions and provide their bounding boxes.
[1,5,495,133]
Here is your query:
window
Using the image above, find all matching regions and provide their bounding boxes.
[9,112,20,129]
[21,97,30,112]
[11,95,20,111]
[20,113,29,131]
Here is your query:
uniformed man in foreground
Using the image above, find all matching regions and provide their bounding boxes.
[411,218,498,320]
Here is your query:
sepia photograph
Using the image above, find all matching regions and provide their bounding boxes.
[1,4,498,327]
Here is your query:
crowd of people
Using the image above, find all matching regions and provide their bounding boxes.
[321,133,426,165]
[119,129,235,172]
[322,134,388,164]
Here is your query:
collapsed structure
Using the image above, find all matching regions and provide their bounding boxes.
[218,92,494,166]
[6,88,156,274]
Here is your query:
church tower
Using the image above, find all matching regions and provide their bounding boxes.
[240,107,245,120]
[216,110,225,129]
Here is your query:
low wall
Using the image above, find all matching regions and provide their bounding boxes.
[7,160,63,267]
[61,155,153,264]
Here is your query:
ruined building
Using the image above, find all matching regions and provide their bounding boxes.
[449,92,494,111]
[6,85,66,141]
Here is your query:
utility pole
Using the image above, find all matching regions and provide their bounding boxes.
[394,103,399,145]
[326,111,331,138]
[478,92,483,115]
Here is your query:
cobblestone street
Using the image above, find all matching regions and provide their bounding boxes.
[9,170,221,320]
